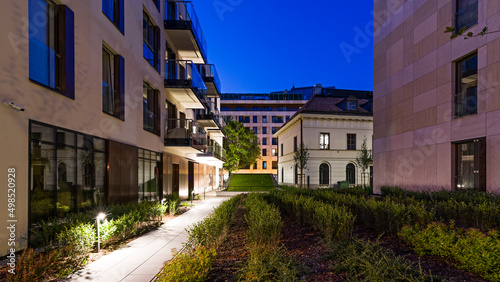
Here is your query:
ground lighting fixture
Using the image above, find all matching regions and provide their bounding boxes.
[96,212,106,252]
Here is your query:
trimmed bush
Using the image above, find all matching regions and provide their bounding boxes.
[156,246,217,282]
[238,245,298,281]
[400,222,500,281]
[245,193,282,246]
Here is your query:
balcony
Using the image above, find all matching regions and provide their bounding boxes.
[165,1,207,63]
[165,118,207,155]
[196,64,221,97]
[198,139,226,162]
[165,60,207,109]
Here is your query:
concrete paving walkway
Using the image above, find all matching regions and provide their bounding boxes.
[66,194,229,282]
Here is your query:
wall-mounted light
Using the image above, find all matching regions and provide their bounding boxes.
[3,101,25,112]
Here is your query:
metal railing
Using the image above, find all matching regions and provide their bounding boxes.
[165,59,207,100]
[165,1,207,59]
[165,118,207,148]
[196,64,221,94]
[199,139,226,161]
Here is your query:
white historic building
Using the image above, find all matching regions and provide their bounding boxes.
[274,93,373,188]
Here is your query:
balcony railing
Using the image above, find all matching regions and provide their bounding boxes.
[165,118,207,149]
[165,59,207,99]
[199,139,226,161]
[196,64,221,94]
[165,1,207,61]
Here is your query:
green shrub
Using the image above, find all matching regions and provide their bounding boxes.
[58,222,95,256]
[238,245,298,281]
[267,191,355,241]
[400,222,500,281]
[99,219,118,245]
[156,246,217,282]
[330,238,436,281]
[187,195,242,249]
[245,193,282,246]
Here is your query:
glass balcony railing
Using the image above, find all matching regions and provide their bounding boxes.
[196,64,221,94]
[165,59,207,100]
[165,118,207,149]
[165,1,208,61]
[199,139,226,161]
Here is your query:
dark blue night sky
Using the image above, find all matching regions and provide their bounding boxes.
[193,0,374,93]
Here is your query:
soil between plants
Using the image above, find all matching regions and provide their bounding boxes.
[207,202,489,281]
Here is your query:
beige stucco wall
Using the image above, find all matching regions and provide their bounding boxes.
[373,0,500,194]
[276,114,373,187]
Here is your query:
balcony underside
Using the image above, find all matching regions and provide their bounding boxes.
[197,118,218,130]
[165,87,205,109]
[204,80,220,98]
[195,153,225,166]
[165,28,205,64]
[207,128,224,136]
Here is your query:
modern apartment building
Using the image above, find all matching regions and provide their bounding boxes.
[220,85,327,174]
[373,0,500,193]
[274,91,373,188]
[0,0,224,256]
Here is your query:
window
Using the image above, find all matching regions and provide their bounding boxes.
[282,167,284,183]
[272,161,278,169]
[262,127,267,134]
[29,0,75,99]
[455,138,486,191]
[320,133,330,150]
[455,53,478,118]
[319,163,329,185]
[239,116,250,123]
[262,138,267,145]
[347,100,357,110]
[263,161,267,170]
[143,82,160,135]
[253,127,258,134]
[262,116,268,123]
[272,148,277,156]
[30,122,106,224]
[456,0,478,31]
[103,0,124,33]
[286,116,290,122]
[272,127,278,134]
[272,116,284,123]
[294,136,298,152]
[143,11,161,73]
[102,46,125,119]
[253,163,257,169]
[347,134,356,150]
[280,143,283,156]
[253,116,258,123]
[346,164,356,184]
[138,148,161,202]
[262,149,267,156]
[272,138,277,145]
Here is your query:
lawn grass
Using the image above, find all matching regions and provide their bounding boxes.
[227,174,275,191]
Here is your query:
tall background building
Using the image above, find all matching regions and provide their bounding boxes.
[0,0,224,256]
[373,0,500,193]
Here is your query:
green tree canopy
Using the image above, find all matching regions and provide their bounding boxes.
[222,118,261,174]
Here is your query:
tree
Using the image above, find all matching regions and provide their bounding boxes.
[444,26,494,39]
[355,137,372,187]
[222,118,260,175]
[293,143,309,188]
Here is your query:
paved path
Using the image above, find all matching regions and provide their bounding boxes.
[66,194,229,282]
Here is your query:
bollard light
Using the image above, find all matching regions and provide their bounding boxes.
[96,212,106,253]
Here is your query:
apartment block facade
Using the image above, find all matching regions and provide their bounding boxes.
[0,0,224,256]
[373,0,500,193]
[274,91,373,188]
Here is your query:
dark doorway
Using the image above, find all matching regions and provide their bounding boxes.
[172,163,179,195]
[346,163,356,184]
[188,162,194,199]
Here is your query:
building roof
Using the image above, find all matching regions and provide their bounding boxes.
[274,94,373,136]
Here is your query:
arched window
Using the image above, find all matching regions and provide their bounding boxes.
[58,163,67,183]
[346,163,356,184]
[319,163,329,185]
